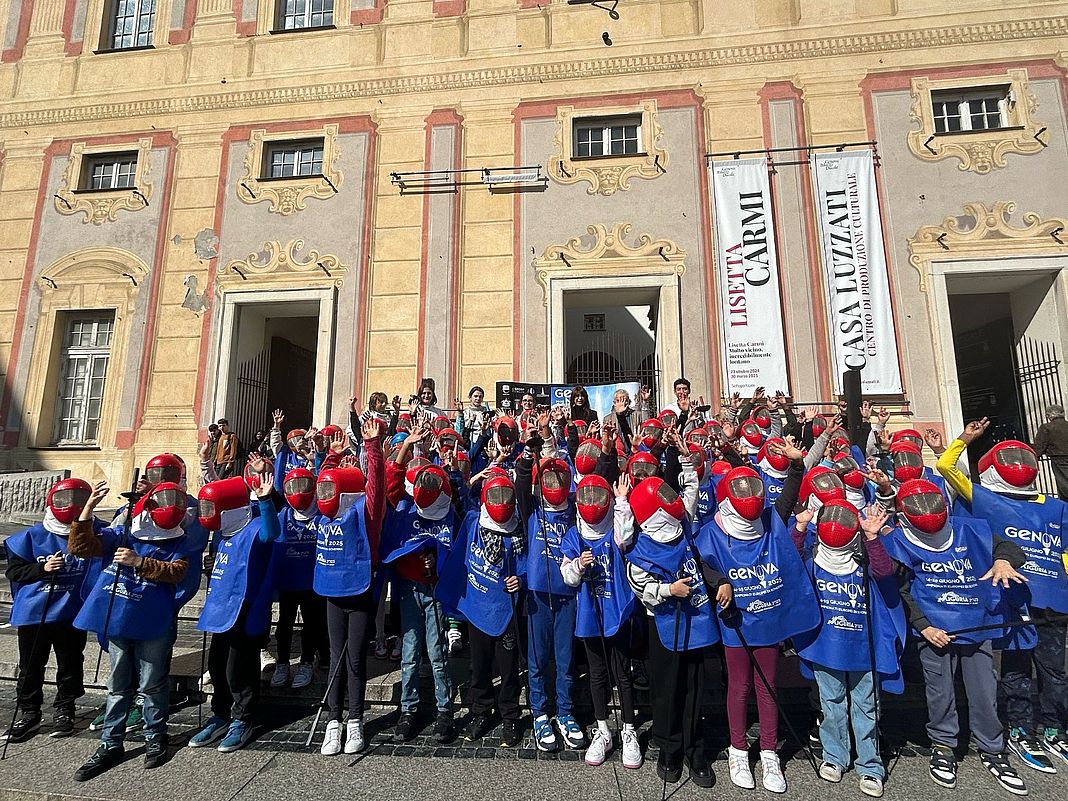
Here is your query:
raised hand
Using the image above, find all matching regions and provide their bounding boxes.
[339,455,358,469]
[251,470,274,499]
[960,417,991,444]
[768,438,803,462]
[924,428,945,454]
[362,417,383,442]
[751,386,766,403]
[349,396,360,414]
[615,474,631,499]
[197,436,211,462]
[860,400,873,418]
[329,429,348,454]
[272,408,285,429]
[639,385,652,403]
[247,452,269,475]
[728,392,742,411]
[861,505,889,539]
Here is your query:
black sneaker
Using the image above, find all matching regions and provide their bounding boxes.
[929,744,958,789]
[809,712,824,747]
[144,734,169,770]
[74,743,125,782]
[393,712,417,743]
[50,710,75,738]
[2,712,42,743]
[501,718,522,748]
[980,751,1028,796]
[433,712,454,744]
[463,714,491,742]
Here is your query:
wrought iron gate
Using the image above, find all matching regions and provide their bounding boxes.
[565,331,659,393]
[1016,336,1063,496]
[233,347,269,449]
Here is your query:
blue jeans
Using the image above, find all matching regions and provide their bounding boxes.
[102,632,173,746]
[526,591,576,718]
[814,666,883,779]
[397,579,452,714]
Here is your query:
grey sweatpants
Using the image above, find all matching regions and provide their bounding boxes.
[918,639,1004,754]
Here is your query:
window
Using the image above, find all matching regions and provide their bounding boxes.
[80,153,138,191]
[573,115,642,158]
[276,0,333,31]
[263,139,325,178]
[931,87,1010,134]
[107,0,155,49]
[583,313,605,332]
[54,314,114,445]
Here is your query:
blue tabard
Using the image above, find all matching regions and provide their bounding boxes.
[561,525,634,638]
[6,524,98,626]
[75,528,187,641]
[435,512,526,637]
[380,503,457,575]
[695,514,820,648]
[884,517,1035,646]
[960,484,1068,614]
[794,560,907,693]
[197,517,275,636]
[627,524,720,652]
[274,507,320,593]
[526,507,578,598]
[313,496,372,598]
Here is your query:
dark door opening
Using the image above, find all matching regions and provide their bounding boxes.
[563,288,659,392]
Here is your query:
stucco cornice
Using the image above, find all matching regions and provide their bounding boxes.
[1,15,1066,129]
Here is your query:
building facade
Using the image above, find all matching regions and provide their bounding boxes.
[0,0,1066,490]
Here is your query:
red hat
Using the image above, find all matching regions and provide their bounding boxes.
[978,440,1039,490]
[739,420,765,448]
[534,457,571,507]
[412,464,452,510]
[405,456,432,489]
[890,441,924,483]
[145,453,185,487]
[454,448,471,477]
[816,500,861,548]
[686,427,709,448]
[898,478,948,534]
[286,428,307,449]
[494,416,520,447]
[46,478,92,526]
[481,473,516,525]
[799,466,847,507]
[629,477,685,527]
[831,451,866,490]
[197,477,249,530]
[752,406,772,430]
[687,444,706,482]
[283,467,316,512]
[626,451,660,484]
[576,474,612,526]
[316,467,366,519]
[575,438,604,476]
[757,437,790,473]
[891,429,923,448]
[716,466,765,521]
[143,482,187,530]
[710,460,732,480]
[639,418,666,450]
[811,414,827,438]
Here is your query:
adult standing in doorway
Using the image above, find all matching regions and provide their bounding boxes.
[569,385,598,425]
[214,419,240,479]
[1033,404,1068,501]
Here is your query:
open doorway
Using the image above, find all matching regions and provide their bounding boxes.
[228,301,319,449]
[946,271,1064,489]
[563,287,659,392]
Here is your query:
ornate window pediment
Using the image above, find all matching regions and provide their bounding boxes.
[548,101,667,196]
[907,70,1046,174]
[908,201,1068,291]
[53,139,154,225]
[533,222,684,304]
[238,124,343,215]
[221,239,347,289]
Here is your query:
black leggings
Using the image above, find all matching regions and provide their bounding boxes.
[276,590,328,665]
[326,592,375,721]
[584,620,636,725]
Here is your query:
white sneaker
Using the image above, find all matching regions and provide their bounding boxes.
[820,761,843,783]
[292,663,315,689]
[344,718,365,754]
[270,663,290,687]
[760,750,787,794]
[584,729,613,766]
[621,728,642,769]
[859,775,884,798]
[260,649,276,672]
[728,746,756,789]
[446,628,462,655]
[320,720,342,756]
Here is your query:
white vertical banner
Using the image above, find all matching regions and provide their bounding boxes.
[710,158,790,396]
[811,150,902,394]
